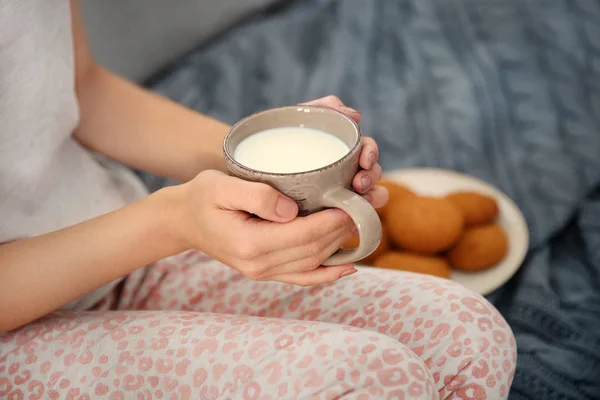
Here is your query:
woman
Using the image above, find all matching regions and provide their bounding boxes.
[0,1,516,398]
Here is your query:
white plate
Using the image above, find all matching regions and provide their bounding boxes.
[374,168,529,296]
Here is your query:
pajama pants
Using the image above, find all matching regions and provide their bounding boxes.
[0,251,516,399]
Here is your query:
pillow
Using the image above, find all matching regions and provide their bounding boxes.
[81,0,281,82]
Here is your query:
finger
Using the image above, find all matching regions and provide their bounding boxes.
[249,208,352,252]
[267,265,358,286]
[341,108,362,124]
[216,175,298,222]
[301,95,362,124]
[359,137,379,170]
[362,185,389,209]
[302,95,345,108]
[352,163,383,194]
[257,222,355,277]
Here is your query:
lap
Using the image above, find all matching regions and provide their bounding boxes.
[129,251,516,399]
[1,310,436,399]
[1,251,516,399]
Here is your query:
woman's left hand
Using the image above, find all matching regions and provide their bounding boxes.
[302,96,388,209]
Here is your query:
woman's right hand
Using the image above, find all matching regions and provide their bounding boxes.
[164,170,358,286]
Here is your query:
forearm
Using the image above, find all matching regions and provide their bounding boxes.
[0,187,183,332]
[74,66,230,182]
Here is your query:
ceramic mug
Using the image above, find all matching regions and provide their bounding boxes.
[222,105,382,266]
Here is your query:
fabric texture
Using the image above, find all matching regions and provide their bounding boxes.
[145,1,600,399]
[0,0,148,309]
[1,251,516,399]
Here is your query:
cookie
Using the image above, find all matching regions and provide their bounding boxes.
[387,195,465,253]
[373,251,451,279]
[376,179,417,219]
[445,191,499,227]
[447,224,508,271]
[343,225,390,265]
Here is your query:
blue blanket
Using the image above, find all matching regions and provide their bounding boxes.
[149,1,600,398]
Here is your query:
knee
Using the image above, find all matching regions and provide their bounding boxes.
[430,281,517,398]
[446,280,516,358]
[297,328,438,399]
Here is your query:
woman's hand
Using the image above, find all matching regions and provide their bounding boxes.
[302,96,388,209]
[165,95,387,287]
[166,170,358,286]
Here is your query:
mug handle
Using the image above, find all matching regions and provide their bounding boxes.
[320,187,382,266]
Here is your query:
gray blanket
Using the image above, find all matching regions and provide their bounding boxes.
[149,0,600,398]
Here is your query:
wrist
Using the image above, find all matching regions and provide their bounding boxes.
[152,185,192,254]
[188,119,231,177]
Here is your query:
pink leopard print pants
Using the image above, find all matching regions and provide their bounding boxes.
[0,251,516,399]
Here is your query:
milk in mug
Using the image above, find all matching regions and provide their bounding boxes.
[233,127,350,173]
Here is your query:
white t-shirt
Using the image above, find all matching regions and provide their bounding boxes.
[0,0,149,309]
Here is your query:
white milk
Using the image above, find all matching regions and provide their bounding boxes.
[233,127,350,173]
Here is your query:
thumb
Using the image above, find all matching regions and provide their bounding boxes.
[217,175,298,222]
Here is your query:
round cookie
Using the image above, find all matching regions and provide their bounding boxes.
[445,191,499,227]
[373,251,451,279]
[447,224,508,271]
[387,196,465,254]
[343,225,391,265]
[376,179,417,219]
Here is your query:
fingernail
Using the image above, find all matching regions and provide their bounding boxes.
[340,268,358,278]
[340,106,359,115]
[276,196,298,219]
[368,152,377,168]
[360,175,372,192]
